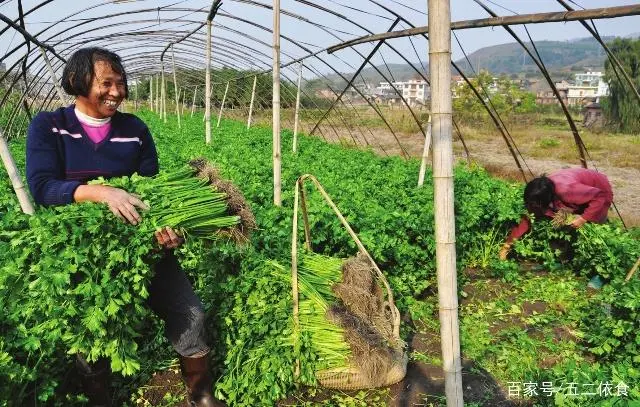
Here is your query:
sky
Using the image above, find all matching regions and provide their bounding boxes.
[0,0,638,79]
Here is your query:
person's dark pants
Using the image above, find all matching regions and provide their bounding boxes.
[147,251,209,357]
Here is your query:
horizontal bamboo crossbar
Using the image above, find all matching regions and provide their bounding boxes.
[328,4,640,54]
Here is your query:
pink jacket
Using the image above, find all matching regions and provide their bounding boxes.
[506,168,613,243]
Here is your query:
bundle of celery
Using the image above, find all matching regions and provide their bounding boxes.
[92,163,254,242]
[295,253,352,372]
[215,255,350,407]
[296,252,404,387]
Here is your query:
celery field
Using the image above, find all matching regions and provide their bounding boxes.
[1,113,640,407]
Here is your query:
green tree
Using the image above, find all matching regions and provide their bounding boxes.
[453,70,536,120]
[601,38,640,133]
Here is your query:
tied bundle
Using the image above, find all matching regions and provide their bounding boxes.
[293,252,405,388]
[93,157,256,243]
[327,254,404,387]
[551,208,577,229]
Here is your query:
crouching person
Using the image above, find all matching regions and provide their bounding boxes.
[499,168,613,260]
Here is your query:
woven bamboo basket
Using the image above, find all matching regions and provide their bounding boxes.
[291,174,407,390]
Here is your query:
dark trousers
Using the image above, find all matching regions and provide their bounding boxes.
[147,252,209,357]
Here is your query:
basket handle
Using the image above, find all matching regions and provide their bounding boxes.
[291,174,401,345]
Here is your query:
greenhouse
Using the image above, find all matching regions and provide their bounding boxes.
[1,1,639,406]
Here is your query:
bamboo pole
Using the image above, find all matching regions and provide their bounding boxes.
[155,75,160,113]
[418,116,432,187]
[217,81,229,128]
[161,63,167,123]
[181,89,186,116]
[328,4,640,53]
[625,256,640,282]
[149,75,154,112]
[175,89,181,116]
[429,0,463,406]
[247,75,257,129]
[134,77,138,111]
[191,85,198,117]
[273,0,282,206]
[0,130,34,215]
[171,45,181,128]
[152,76,155,112]
[40,47,67,107]
[205,19,212,144]
[293,62,303,153]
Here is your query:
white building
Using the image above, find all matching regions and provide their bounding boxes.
[567,71,609,106]
[575,71,603,86]
[375,79,430,106]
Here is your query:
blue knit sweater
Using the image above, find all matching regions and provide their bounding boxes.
[26,105,159,206]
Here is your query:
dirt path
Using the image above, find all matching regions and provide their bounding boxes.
[313,123,640,227]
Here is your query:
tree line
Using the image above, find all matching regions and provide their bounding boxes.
[130,67,333,110]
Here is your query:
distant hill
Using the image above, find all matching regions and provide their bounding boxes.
[454,36,610,75]
[312,36,627,87]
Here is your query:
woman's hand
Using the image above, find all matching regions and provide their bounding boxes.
[155,227,184,249]
[570,216,588,229]
[74,184,149,225]
[499,242,512,260]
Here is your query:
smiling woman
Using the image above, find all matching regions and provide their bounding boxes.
[62,47,128,119]
[24,47,224,407]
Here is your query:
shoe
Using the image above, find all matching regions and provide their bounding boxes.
[179,352,225,407]
[76,356,112,407]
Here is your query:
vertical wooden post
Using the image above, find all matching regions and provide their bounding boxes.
[418,116,432,187]
[149,75,154,112]
[293,62,303,153]
[161,62,167,123]
[171,45,181,128]
[217,81,229,128]
[205,20,212,144]
[155,75,160,113]
[429,0,464,406]
[0,130,34,215]
[273,0,282,206]
[203,86,208,123]
[247,75,257,129]
[40,47,67,106]
[134,77,138,111]
[181,89,186,116]
[191,85,198,117]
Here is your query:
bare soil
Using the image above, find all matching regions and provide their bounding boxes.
[137,368,189,407]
